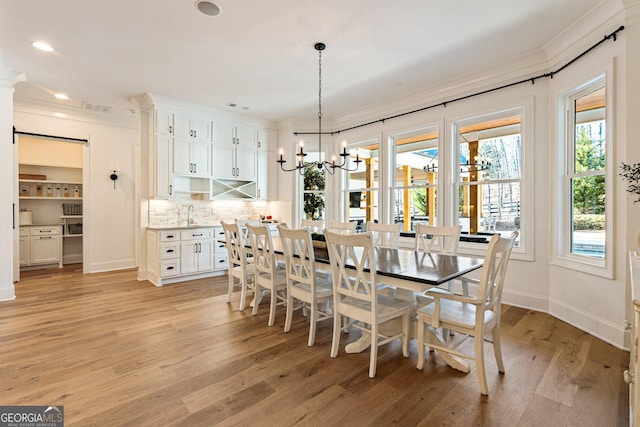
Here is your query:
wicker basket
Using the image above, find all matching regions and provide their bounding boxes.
[67,223,83,235]
[62,203,83,215]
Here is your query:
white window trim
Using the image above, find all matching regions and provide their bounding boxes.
[447,99,534,261]
[551,64,614,279]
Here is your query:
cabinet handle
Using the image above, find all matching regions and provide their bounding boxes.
[193,130,197,138]
[167,266,175,270]
[169,125,173,134]
[190,130,193,137]
[167,249,174,253]
[193,233,203,237]
[39,229,51,233]
[167,234,176,239]
[169,184,173,195]
[39,236,52,240]
[194,163,197,173]
[624,369,634,384]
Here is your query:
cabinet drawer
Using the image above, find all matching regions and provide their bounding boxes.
[30,225,61,235]
[160,230,180,242]
[160,260,181,277]
[214,239,227,254]
[180,229,214,240]
[159,242,180,259]
[215,254,229,270]
[213,227,225,239]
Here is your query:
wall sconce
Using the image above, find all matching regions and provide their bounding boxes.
[110,163,120,190]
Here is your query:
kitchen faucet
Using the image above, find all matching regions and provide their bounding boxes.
[187,204,194,226]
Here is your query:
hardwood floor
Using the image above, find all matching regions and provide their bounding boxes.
[1,266,629,426]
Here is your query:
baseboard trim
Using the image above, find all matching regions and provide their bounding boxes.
[88,259,136,273]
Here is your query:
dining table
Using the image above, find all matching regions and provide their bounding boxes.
[262,236,485,372]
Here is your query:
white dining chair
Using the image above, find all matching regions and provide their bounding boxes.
[301,219,324,234]
[327,220,357,234]
[221,221,255,312]
[416,231,518,395]
[246,224,287,326]
[324,230,411,378]
[414,224,466,295]
[236,218,261,239]
[278,225,333,346]
[366,222,401,249]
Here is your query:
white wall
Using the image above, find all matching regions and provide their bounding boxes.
[13,105,139,273]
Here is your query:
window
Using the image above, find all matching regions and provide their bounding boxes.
[302,152,326,221]
[453,109,524,247]
[555,73,609,274]
[345,139,379,231]
[391,127,439,233]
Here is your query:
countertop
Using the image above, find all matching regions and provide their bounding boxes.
[20,223,64,227]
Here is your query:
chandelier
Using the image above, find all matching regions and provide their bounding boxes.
[277,42,361,175]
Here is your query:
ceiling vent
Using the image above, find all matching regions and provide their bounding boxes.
[81,102,112,114]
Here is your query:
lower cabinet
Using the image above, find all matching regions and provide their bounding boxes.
[146,227,227,286]
[20,225,63,269]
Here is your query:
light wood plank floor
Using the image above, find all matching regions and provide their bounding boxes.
[0,266,629,426]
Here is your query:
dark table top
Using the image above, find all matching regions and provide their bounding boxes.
[267,238,484,288]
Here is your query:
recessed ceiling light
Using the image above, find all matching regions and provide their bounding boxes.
[32,41,53,52]
[195,0,221,16]
[54,93,69,100]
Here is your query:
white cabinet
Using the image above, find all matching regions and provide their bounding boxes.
[152,134,174,198]
[146,227,225,286]
[180,229,214,274]
[257,147,277,200]
[174,138,211,177]
[156,108,174,135]
[627,251,640,426]
[173,112,211,140]
[213,227,229,270]
[211,121,257,181]
[20,225,62,268]
[19,228,29,266]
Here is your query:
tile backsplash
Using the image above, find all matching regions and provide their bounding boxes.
[146,198,273,228]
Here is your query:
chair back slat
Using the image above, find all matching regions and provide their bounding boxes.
[328,220,357,234]
[246,224,277,277]
[221,221,245,266]
[414,224,461,255]
[477,231,518,311]
[325,231,377,303]
[366,222,401,249]
[301,219,324,234]
[279,226,316,286]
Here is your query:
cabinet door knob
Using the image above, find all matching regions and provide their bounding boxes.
[624,369,634,384]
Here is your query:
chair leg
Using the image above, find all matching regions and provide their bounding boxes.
[268,288,277,326]
[226,274,235,303]
[308,303,317,347]
[402,312,409,357]
[284,293,294,333]
[330,311,341,358]
[369,322,378,378]
[417,316,425,370]
[475,334,489,395]
[492,325,505,374]
[251,283,260,316]
[239,276,248,311]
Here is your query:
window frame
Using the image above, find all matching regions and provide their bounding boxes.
[552,68,613,278]
[448,100,533,259]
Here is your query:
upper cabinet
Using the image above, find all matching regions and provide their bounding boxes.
[211,121,257,182]
[173,112,211,140]
[139,94,277,201]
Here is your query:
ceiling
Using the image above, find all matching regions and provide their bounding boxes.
[0,0,605,123]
